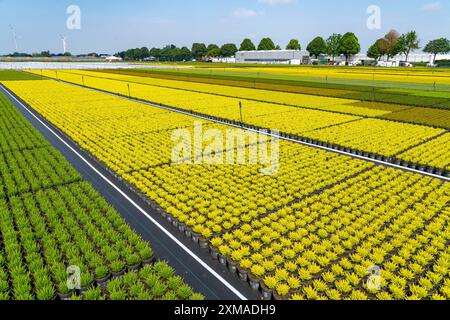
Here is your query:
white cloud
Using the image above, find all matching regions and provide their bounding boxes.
[421,2,442,12]
[258,0,295,5]
[232,8,259,17]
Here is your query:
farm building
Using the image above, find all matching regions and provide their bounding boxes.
[235,50,309,65]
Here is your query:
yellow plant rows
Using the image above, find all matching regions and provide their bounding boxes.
[398,133,450,172]
[2,80,260,174]
[28,70,364,131]
[29,69,398,117]
[303,118,445,158]
[216,166,450,300]
[245,110,358,135]
[381,107,450,129]
[4,78,375,240]
[125,142,372,238]
[20,73,448,170]
[31,70,305,121]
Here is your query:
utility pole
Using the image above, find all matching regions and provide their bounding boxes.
[82,76,85,86]
[127,83,131,98]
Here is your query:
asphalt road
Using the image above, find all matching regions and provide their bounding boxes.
[0,84,257,301]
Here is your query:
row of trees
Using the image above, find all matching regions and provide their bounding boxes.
[305,33,360,62]
[116,35,360,62]
[367,30,450,63]
[5,51,72,58]
[116,43,239,61]
[116,33,449,63]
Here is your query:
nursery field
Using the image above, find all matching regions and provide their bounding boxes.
[23,70,450,173]
[94,67,450,109]
[0,91,202,301]
[1,77,449,300]
[32,69,450,121]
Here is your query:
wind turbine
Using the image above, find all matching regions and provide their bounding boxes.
[60,35,67,54]
[9,25,19,51]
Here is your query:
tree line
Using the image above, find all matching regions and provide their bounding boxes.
[113,32,450,63]
[367,30,450,63]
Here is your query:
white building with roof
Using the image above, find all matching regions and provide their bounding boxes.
[235,50,310,65]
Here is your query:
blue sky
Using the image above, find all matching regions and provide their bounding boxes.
[0,0,448,55]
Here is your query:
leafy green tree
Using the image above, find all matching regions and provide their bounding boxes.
[257,38,276,50]
[398,31,420,61]
[306,37,327,58]
[326,34,342,61]
[286,39,301,50]
[178,47,192,61]
[191,43,207,60]
[239,39,256,51]
[207,44,220,57]
[160,45,176,61]
[367,42,382,61]
[338,32,361,62]
[424,38,450,63]
[150,48,162,60]
[207,44,219,51]
[220,43,238,57]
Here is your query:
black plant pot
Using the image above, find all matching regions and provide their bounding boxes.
[218,255,227,266]
[260,284,273,300]
[57,290,74,300]
[227,260,238,274]
[248,275,260,291]
[199,238,209,249]
[209,247,219,260]
[142,256,156,266]
[111,268,126,278]
[191,232,200,244]
[95,273,111,286]
[237,267,249,282]
[128,262,142,271]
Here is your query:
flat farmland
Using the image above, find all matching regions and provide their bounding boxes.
[2,72,449,300]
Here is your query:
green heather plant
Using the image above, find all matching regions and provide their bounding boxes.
[189,293,205,301]
[122,272,139,287]
[126,253,141,266]
[144,273,160,289]
[151,281,168,298]
[129,282,147,299]
[36,285,55,300]
[109,290,127,300]
[111,260,126,273]
[167,276,184,291]
[154,262,174,279]
[83,286,103,301]
[162,291,178,300]
[176,284,194,300]
[95,265,109,279]
[140,247,154,261]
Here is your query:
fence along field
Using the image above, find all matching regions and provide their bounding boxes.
[0,91,203,301]
[24,70,450,175]
[2,78,449,300]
